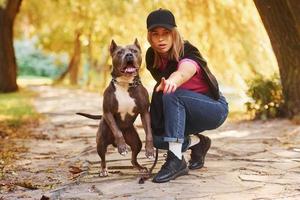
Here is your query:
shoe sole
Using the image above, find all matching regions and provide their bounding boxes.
[152,167,189,183]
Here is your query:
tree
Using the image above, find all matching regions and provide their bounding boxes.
[55,31,82,85]
[18,0,126,86]
[0,0,23,92]
[254,0,300,118]
[17,0,278,92]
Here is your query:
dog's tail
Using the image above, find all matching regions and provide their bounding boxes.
[76,112,102,120]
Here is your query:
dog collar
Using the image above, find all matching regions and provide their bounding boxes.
[111,77,142,88]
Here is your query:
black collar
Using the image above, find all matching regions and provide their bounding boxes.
[111,76,142,88]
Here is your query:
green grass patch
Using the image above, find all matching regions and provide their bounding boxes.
[0,89,39,126]
[0,88,41,178]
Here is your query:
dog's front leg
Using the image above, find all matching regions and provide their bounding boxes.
[140,111,154,158]
[103,112,128,155]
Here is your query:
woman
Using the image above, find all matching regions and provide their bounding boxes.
[145,8,229,183]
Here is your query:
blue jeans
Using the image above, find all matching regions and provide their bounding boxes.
[152,89,228,152]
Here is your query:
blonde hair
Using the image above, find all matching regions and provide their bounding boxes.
[147,28,184,68]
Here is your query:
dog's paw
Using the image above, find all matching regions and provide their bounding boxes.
[146,155,154,160]
[99,169,108,177]
[116,136,128,156]
[145,150,154,159]
[120,149,128,156]
[145,144,154,158]
[118,144,128,156]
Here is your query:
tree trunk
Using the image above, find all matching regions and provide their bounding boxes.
[55,31,81,85]
[254,0,300,118]
[69,33,81,85]
[86,32,93,86]
[0,0,23,92]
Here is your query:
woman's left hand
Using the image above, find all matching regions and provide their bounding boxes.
[156,77,177,94]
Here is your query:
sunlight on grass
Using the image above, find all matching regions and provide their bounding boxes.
[17,75,53,87]
[0,89,40,176]
[0,89,39,126]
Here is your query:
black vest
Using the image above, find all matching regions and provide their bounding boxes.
[145,41,220,100]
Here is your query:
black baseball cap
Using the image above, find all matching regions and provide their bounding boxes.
[146,8,177,31]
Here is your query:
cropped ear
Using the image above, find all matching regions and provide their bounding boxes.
[110,40,118,55]
[134,38,141,51]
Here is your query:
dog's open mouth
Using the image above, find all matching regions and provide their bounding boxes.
[121,61,137,74]
[124,67,136,73]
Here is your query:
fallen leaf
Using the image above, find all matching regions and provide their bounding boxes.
[68,166,83,174]
[16,181,39,190]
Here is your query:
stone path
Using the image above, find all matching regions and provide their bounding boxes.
[1,85,300,200]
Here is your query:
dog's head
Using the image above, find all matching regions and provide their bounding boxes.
[110,39,142,77]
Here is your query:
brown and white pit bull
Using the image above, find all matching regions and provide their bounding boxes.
[77,39,154,176]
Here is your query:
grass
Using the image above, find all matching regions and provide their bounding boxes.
[17,75,53,86]
[0,88,41,178]
[0,90,38,125]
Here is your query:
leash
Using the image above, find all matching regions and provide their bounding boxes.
[138,148,159,184]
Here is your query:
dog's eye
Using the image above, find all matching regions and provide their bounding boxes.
[130,49,138,53]
[117,49,124,56]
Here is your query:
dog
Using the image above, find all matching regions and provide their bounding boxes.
[77,39,154,176]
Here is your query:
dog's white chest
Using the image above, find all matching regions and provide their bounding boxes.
[114,84,136,120]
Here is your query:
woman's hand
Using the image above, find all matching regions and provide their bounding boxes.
[156,61,197,94]
[156,77,177,94]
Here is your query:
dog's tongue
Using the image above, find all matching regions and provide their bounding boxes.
[125,67,136,73]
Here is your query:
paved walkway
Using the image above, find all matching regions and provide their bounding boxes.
[1,85,300,200]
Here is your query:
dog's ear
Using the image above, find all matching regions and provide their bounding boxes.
[110,40,118,55]
[134,38,141,51]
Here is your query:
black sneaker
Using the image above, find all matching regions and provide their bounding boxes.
[152,151,189,183]
[188,134,211,170]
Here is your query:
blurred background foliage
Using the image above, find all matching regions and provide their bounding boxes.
[15,39,67,78]
[14,0,279,113]
[245,74,284,120]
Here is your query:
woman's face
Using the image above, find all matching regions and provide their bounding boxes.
[149,27,173,55]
